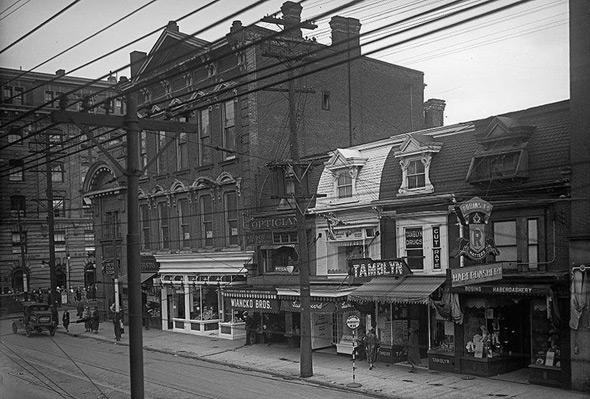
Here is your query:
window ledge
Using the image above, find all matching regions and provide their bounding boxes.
[329,198,359,206]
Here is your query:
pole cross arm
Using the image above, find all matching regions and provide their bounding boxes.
[51,109,198,132]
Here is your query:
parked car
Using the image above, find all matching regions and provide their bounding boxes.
[11,302,57,337]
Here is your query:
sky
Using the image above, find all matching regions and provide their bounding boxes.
[0,0,569,125]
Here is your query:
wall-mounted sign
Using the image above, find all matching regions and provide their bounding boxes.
[453,284,550,296]
[249,215,297,231]
[229,297,279,312]
[348,258,412,279]
[454,197,499,261]
[451,263,503,287]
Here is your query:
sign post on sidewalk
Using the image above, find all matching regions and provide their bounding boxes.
[346,315,362,388]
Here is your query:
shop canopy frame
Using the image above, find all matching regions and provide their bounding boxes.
[348,275,446,304]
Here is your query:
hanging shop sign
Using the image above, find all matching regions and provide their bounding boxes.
[454,197,499,261]
[451,263,503,287]
[348,257,412,280]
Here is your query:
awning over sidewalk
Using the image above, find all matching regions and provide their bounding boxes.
[116,272,157,285]
[348,275,446,304]
[277,285,357,313]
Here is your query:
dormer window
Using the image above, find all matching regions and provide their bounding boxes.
[325,149,368,202]
[466,116,533,183]
[394,133,442,196]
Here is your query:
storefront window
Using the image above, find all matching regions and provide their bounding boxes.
[463,305,511,358]
[432,313,455,353]
[531,299,560,368]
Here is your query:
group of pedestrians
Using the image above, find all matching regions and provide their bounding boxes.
[356,326,421,372]
[72,301,100,333]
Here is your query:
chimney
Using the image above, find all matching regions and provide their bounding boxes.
[329,16,361,57]
[166,20,179,32]
[424,98,446,128]
[281,1,303,38]
[130,51,147,79]
[55,69,66,76]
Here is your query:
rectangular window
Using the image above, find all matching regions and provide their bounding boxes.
[53,198,65,218]
[177,132,189,170]
[45,91,54,106]
[407,159,425,189]
[9,159,24,181]
[14,87,24,105]
[528,219,538,269]
[158,203,169,249]
[84,229,95,251]
[140,131,148,177]
[8,126,22,143]
[51,163,65,182]
[140,204,151,250]
[178,199,191,248]
[12,231,26,254]
[199,108,211,165]
[223,100,236,160]
[493,220,517,262]
[156,131,167,174]
[3,86,13,103]
[54,230,66,251]
[10,195,26,217]
[224,191,238,246]
[322,91,331,110]
[337,173,352,198]
[200,195,213,247]
[405,227,424,269]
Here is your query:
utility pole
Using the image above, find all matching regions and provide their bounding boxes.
[46,131,57,306]
[17,204,28,297]
[52,93,197,399]
[261,2,317,378]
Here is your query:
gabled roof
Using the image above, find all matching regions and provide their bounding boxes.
[394,132,443,158]
[135,24,211,80]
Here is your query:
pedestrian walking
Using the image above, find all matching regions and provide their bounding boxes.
[83,306,91,331]
[111,304,123,342]
[142,303,151,330]
[76,300,84,318]
[62,309,70,333]
[406,327,420,372]
[244,311,255,345]
[90,306,100,333]
[363,328,380,370]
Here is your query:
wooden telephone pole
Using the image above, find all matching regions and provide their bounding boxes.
[261,2,317,378]
[52,94,197,399]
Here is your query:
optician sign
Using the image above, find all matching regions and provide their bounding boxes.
[451,263,503,287]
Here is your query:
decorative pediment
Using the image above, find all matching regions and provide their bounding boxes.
[474,116,535,150]
[394,133,442,158]
[326,149,368,171]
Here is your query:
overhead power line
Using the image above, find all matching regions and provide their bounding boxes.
[0,0,82,55]
[2,0,161,88]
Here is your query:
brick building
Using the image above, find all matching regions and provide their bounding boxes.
[0,67,124,300]
[82,2,433,331]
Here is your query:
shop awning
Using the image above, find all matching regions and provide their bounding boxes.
[348,275,446,304]
[115,273,156,285]
[276,285,357,301]
[223,288,277,299]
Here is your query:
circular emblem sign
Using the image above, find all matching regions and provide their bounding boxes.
[346,315,360,329]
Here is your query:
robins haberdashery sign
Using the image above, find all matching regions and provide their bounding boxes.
[453,284,550,296]
[454,197,499,261]
[451,263,503,287]
[348,258,412,280]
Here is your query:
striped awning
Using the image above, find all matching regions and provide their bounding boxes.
[222,288,277,299]
[348,275,446,304]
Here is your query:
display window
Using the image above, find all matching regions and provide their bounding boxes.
[531,299,560,368]
[432,312,455,353]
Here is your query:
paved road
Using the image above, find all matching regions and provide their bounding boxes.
[0,320,382,399]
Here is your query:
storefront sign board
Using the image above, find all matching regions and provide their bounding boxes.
[348,258,412,280]
[248,215,297,231]
[451,263,503,287]
[229,298,279,312]
[454,284,550,296]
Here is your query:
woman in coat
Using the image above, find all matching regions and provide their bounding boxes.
[90,306,100,333]
[62,309,70,333]
[406,327,421,372]
[363,328,380,370]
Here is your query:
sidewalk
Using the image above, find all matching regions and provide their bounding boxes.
[58,311,585,399]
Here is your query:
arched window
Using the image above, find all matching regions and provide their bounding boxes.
[11,269,29,292]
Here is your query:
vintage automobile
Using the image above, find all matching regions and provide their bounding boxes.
[11,302,57,337]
